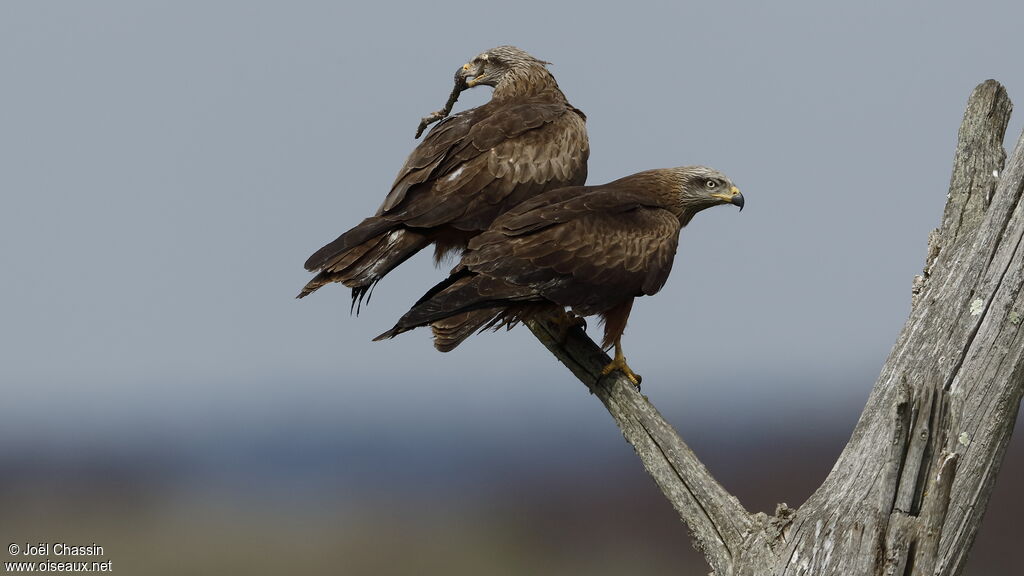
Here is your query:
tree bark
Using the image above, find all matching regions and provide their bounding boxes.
[526,79,1023,576]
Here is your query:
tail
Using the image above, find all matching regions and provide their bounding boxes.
[298,217,430,311]
[430,309,505,352]
[373,272,532,347]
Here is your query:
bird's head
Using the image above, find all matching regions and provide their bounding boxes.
[671,166,744,224]
[457,46,552,91]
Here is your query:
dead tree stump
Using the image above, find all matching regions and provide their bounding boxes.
[527,79,1023,576]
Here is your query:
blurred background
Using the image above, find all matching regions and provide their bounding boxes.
[2,2,1022,574]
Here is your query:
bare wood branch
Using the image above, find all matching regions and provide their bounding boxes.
[524,80,1023,575]
[526,317,761,574]
[939,81,1012,246]
[935,117,1024,576]
[914,451,959,575]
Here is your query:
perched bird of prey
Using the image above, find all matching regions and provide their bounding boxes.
[299,46,589,309]
[374,166,744,384]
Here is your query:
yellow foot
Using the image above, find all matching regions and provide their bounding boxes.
[600,356,642,388]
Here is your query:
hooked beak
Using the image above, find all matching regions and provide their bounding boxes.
[459,62,484,87]
[711,186,744,211]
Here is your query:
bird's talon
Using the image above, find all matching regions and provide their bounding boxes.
[600,358,642,389]
[550,310,587,344]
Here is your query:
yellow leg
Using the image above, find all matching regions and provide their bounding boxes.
[600,337,642,387]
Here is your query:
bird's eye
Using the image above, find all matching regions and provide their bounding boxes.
[705,180,717,189]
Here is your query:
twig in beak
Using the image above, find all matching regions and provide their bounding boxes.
[415,68,468,139]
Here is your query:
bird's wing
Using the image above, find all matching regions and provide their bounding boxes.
[376,98,589,230]
[375,190,680,341]
[463,189,682,312]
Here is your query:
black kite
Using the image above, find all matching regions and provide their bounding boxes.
[299,46,589,309]
[374,167,744,385]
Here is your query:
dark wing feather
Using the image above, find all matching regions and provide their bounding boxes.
[377,98,588,231]
[374,273,537,341]
[462,188,682,315]
[377,188,680,342]
[302,96,586,301]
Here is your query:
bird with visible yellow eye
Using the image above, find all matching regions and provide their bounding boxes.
[375,166,744,386]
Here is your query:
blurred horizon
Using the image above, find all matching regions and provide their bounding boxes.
[3,396,1022,574]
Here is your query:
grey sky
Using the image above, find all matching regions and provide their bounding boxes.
[2,2,1022,451]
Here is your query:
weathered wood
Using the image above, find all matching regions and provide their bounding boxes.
[526,317,763,574]
[527,80,1023,575]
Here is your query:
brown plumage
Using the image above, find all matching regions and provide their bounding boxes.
[299,46,589,309]
[375,166,745,384]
